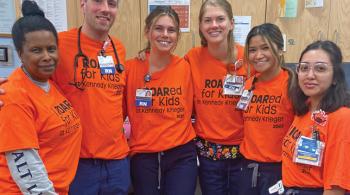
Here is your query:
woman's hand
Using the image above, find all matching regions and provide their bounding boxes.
[0,78,7,108]
[136,50,147,61]
[323,186,345,195]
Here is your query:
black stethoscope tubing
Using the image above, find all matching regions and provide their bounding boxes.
[70,26,124,90]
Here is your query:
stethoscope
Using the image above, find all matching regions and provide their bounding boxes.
[70,26,124,90]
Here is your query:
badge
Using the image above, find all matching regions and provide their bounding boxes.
[236,89,253,110]
[293,135,325,167]
[268,180,284,194]
[223,74,244,95]
[135,89,152,107]
[98,55,116,74]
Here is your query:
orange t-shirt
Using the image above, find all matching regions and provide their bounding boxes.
[52,28,129,159]
[240,69,294,162]
[0,68,82,194]
[125,55,196,154]
[184,45,252,145]
[282,107,350,191]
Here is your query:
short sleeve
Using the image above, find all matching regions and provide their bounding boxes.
[0,101,39,153]
[323,109,350,191]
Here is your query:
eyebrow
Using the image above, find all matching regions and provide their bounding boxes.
[248,43,268,48]
[154,24,176,28]
[203,15,225,18]
[300,61,328,64]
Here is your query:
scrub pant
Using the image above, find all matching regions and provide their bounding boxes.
[198,156,242,195]
[130,140,198,195]
[283,187,323,195]
[69,158,130,195]
[238,158,282,195]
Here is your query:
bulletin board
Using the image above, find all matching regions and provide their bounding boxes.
[0,0,17,37]
[0,0,18,77]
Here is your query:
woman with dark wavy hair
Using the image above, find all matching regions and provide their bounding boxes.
[282,40,350,195]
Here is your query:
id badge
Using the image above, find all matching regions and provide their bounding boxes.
[236,89,253,111]
[135,89,152,107]
[268,180,284,194]
[98,55,116,74]
[223,74,244,95]
[293,136,325,167]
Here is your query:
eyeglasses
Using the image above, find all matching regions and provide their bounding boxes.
[296,62,332,75]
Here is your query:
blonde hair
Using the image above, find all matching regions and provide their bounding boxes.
[142,6,180,52]
[199,0,235,63]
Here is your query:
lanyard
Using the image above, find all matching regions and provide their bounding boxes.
[70,26,124,90]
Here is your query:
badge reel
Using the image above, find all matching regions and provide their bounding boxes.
[98,41,116,75]
[236,89,253,111]
[135,74,152,107]
[223,60,244,95]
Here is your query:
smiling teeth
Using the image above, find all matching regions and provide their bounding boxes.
[209,32,220,36]
[97,16,109,20]
[159,41,170,46]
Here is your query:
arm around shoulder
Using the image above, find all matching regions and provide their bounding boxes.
[0,78,7,107]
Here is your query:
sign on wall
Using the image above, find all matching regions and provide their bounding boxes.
[148,0,191,32]
[22,0,68,32]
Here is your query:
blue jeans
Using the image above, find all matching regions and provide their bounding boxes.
[198,156,242,195]
[69,158,130,195]
[238,158,282,195]
[131,140,198,195]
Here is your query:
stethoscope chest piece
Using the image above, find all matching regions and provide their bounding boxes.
[116,63,124,73]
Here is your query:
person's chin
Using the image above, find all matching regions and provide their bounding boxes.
[39,69,56,78]
[96,24,111,32]
[34,75,50,82]
[253,63,269,73]
[207,37,225,45]
[41,67,56,73]
[254,67,267,73]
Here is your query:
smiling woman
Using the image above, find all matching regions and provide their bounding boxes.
[0,1,82,194]
[125,6,197,195]
[183,1,254,194]
[282,41,350,194]
[237,23,295,195]
[19,30,58,82]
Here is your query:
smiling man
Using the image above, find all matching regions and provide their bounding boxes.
[51,0,130,194]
